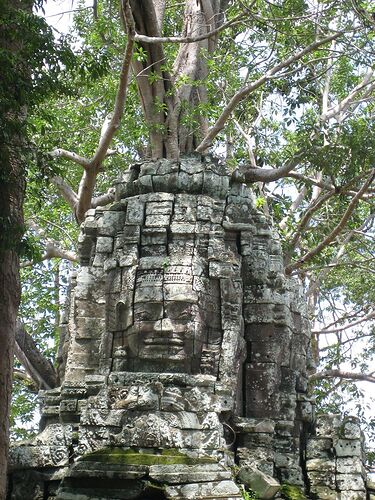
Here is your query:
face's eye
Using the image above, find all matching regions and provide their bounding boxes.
[165,301,195,320]
[134,302,163,321]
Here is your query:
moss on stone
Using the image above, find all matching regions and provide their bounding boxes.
[79,447,216,466]
[280,483,307,500]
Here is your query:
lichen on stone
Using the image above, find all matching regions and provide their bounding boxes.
[79,446,216,466]
[280,483,307,500]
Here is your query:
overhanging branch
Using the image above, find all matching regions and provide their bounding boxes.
[15,321,58,390]
[133,12,244,44]
[310,369,375,383]
[286,169,375,274]
[196,29,344,153]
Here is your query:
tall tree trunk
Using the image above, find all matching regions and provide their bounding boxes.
[0,147,25,499]
[0,0,28,494]
[128,0,227,159]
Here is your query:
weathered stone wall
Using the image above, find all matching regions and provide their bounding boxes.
[7,156,370,500]
[307,415,367,500]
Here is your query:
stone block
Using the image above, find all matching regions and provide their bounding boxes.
[119,248,139,267]
[145,214,171,227]
[138,173,153,192]
[238,467,280,499]
[236,447,274,476]
[98,211,125,236]
[278,466,304,486]
[315,414,341,438]
[234,418,275,434]
[249,341,285,364]
[309,485,339,500]
[149,463,231,484]
[336,457,365,474]
[336,474,366,491]
[96,236,113,253]
[334,439,362,457]
[60,399,78,413]
[306,458,335,472]
[146,201,173,215]
[340,417,362,439]
[165,480,241,499]
[69,462,148,480]
[306,438,333,459]
[308,469,336,489]
[240,432,273,448]
[126,199,144,224]
[141,227,167,246]
[274,452,299,470]
[75,317,105,339]
[340,492,367,500]
[103,257,118,271]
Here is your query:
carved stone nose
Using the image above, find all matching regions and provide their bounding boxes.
[158,318,173,333]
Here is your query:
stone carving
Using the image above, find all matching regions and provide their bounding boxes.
[7,156,370,500]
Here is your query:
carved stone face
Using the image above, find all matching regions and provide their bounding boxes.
[129,267,197,366]
[111,258,223,374]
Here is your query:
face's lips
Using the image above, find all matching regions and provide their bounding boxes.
[143,337,184,346]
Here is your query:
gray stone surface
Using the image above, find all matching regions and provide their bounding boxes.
[238,467,280,498]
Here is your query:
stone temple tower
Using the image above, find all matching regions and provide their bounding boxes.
[8,156,369,499]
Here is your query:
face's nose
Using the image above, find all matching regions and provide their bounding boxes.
[153,318,173,333]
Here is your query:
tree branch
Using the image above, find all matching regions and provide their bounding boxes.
[133,12,244,44]
[287,171,334,190]
[92,187,116,208]
[286,169,375,273]
[74,17,135,223]
[50,148,91,168]
[50,176,78,211]
[20,242,78,268]
[14,321,58,390]
[321,70,375,122]
[196,29,344,153]
[313,311,375,335]
[21,220,78,267]
[90,32,134,168]
[309,369,375,383]
[13,368,38,392]
[232,150,306,183]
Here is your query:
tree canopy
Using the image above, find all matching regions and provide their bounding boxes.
[9,0,375,467]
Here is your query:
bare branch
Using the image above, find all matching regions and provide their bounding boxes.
[50,176,78,211]
[196,29,344,153]
[13,369,38,392]
[286,169,375,274]
[279,186,307,231]
[74,20,135,223]
[92,187,116,208]
[232,150,306,183]
[50,148,91,169]
[321,70,375,122]
[90,34,134,168]
[233,119,257,168]
[15,321,58,390]
[21,243,78,268]
[309,369,375,384]
[133,12,244,44]
[21,220,78,267]
[287,171,334,190]
[313,311,375,335]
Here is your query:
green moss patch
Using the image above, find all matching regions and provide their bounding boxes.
[79,447,216,466]
[280,483,307,500]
